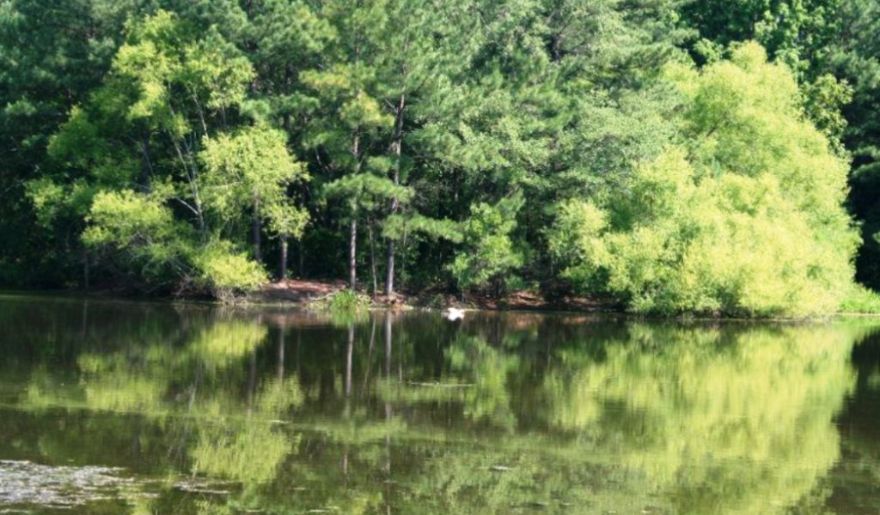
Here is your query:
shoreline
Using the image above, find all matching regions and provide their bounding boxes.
[3,282,880,322]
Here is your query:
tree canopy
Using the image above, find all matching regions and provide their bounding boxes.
[1,0,877,314]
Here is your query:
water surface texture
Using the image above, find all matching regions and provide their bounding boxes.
[2,294,880,514]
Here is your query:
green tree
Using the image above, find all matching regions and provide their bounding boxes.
[0,0,149,286]
[27,10,307,297]
[449,194,525,294]
[550,43,857,315]
[199,124,309,263]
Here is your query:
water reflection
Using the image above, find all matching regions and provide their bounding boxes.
[1,295,880,513]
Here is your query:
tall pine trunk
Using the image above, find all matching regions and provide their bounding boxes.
[386,238,395,296]
[252,197,262,262]
[349,131,361,291]
[369,221,378,296]
[349,217,357,290]
[278,237,288,280]
[385,94,405,296]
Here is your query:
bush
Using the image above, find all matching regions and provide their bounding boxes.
[191,241,268,301]
[449,194,525,294]
[310,289,371,313]
[82,189,192,286]
[549,44,858,316]
[839,285,880,314]
[81,189,268,300]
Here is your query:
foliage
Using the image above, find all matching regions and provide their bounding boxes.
[2,0,880,312]
[190,241,268,300]
[310,289,372,316]
[82,189,188,286]
[199,124,308,234]
[550,44,857,316]
[840,285,880,314]
[449,194,525,292]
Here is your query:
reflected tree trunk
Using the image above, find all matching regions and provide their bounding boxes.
[80,300,89,338]
[296,328,301,376]
[384,312,392,378]
[277,327,285,381]
[345,323,354,398]
[362,315,377,392]
[383,311,393,507]
[247,348,257,414]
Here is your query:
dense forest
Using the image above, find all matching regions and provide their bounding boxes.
[2,0,880,315]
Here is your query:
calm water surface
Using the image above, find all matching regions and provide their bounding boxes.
[2,294,880,514]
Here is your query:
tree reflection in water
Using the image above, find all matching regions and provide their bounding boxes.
[1,297,879,513]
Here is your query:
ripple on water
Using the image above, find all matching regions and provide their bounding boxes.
[0,459,142,509]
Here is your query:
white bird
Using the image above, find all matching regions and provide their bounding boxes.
[442,307,465,321]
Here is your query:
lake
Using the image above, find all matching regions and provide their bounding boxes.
[1,294,880,514]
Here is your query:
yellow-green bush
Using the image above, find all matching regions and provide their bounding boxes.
[82,189,268,299]
[190,240,268,300]
[550,43,858,316]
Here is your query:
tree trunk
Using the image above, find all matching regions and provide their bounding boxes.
[349,129,361,291]
[369,221,378,296]
[345,323,354,398]
[385,94,405,297]
[384,312,392,377]
[277,328,285,381]
[252,198,262,262]
[278,237,288,280]
[298,239,304,278]
[349,217,358,290]
[386,238,395,297]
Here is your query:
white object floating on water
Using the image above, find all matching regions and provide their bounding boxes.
[443,307,465,321]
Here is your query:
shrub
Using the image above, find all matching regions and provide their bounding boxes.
[839,285,880,314]
[191,241,268,301]
[549,43,858,316]
[449,193,525,294]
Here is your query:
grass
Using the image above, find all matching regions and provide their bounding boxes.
[839,285,880,314]
[308,289,371,313]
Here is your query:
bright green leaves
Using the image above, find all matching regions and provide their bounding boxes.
[83,190,178,250]
[6,1,877,310]
[802,73,854,145]
[550,45,858,315]
[449,194,525,291]
[265,201,310,240]
[199,124,311,249]
[199,125,308,227]
[107,11,253,137]
[190,241,268,298]
[81,189,268,297]
[183,30,254,111]
[340,91,393,130]
[40,10,307,298]
[81,189,189,284]
[677,43,851,225]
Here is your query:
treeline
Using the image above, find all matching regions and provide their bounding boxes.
[1,0,879,315]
